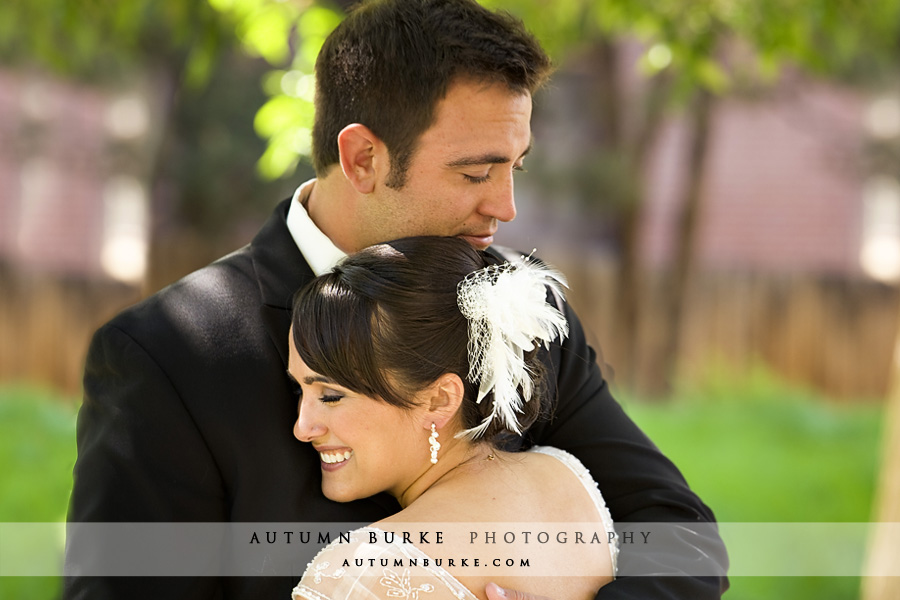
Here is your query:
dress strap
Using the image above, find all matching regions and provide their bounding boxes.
[529,445,619,573]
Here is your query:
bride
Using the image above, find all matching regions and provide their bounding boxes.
[287,236,616,600]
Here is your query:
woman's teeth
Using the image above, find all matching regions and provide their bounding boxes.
[320,451,352,464]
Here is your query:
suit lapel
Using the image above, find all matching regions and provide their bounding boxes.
[250,198,317,368]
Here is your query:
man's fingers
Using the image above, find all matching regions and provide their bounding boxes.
[485,582,552,600]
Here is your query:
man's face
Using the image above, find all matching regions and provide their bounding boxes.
[358,80,533,251]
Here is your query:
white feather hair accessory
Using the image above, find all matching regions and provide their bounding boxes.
[456,253,569,439]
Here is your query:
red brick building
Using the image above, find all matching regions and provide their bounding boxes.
[0,69,152,284]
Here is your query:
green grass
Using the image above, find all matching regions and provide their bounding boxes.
[0,384,78,600]
[0,370,885,600]
[620,366,884,600]
[0,386,77,522]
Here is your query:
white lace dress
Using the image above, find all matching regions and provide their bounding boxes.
[292,446,617,600]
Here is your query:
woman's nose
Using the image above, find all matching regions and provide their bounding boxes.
[293,401,326,442]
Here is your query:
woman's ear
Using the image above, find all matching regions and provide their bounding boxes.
[421,373,465,430]
[336,123,388,194]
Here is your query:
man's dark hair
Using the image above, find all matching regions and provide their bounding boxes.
[312,0,552,187]
[291,236,550,445]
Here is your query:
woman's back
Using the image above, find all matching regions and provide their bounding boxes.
[376,446,616,600]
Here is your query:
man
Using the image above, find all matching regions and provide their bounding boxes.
[66,1,728,598]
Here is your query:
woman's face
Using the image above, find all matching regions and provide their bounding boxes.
[288,335,433,503]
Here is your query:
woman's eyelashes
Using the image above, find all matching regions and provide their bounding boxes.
[289,378,343,403]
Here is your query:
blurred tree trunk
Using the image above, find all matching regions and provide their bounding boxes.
[642,88,715,397]
[140,49,297,294]
[861,314,900,599]
[140,58,233,294]
[612,68,672,390]
[142,63,187,296]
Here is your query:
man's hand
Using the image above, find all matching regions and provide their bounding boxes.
[485,582,552,600]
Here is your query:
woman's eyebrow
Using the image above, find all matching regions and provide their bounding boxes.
[286,370,336,386]
[303,374,338,385]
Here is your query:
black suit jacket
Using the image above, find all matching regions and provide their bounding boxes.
[65,199,727,599]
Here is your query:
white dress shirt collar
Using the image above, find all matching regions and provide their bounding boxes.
[285,179,347,276]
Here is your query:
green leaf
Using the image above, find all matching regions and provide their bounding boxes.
[692,57,730,94]
[253,94,313,137]
[257,132,304,179]
[298,4,343,38]
[238,3,299,64]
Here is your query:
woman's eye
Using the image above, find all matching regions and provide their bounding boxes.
[320,394,343,404]
[289,381,303,397]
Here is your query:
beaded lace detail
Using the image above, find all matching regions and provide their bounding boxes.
[292,527,474,600]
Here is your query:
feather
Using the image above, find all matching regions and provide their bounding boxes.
[456,255,569,439]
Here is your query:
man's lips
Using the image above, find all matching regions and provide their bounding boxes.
[459,233,495,248]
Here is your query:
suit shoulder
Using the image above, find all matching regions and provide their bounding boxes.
[99,246,261,348]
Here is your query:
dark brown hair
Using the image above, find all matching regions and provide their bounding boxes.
[312,0,552,187]
[291,236,549,444]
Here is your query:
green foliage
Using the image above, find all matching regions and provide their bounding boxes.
[9,0,899,182]
[202,0,900,179]
[0,0,302,250]
[0,0,235,88]
[489,0,900,94]
[208,0,343,178]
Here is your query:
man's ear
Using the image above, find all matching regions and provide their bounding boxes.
[337,123,387,194]
[421,373,465,430]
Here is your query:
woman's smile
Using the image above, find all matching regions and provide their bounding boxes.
[316,447,353,470]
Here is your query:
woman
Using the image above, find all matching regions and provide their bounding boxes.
[288,236,616,600]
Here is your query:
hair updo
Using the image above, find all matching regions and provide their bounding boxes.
[290,236,550,445]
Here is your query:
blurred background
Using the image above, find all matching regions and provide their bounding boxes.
[1,0,899,598]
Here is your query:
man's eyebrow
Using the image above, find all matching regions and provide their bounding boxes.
[445,142,533,168]
[446,154,510,168]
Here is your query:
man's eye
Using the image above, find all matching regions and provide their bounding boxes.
[463,173,491,184]
[321,394,343,404]
[513,163,527,173]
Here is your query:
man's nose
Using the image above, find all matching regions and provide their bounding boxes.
[482,171,517,222]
